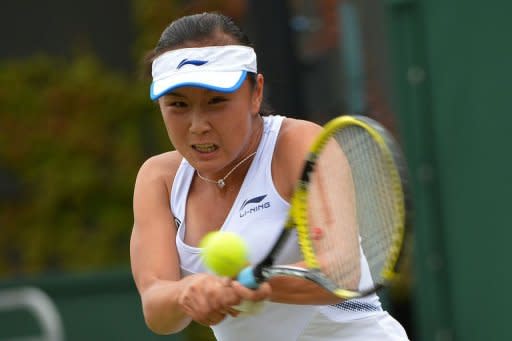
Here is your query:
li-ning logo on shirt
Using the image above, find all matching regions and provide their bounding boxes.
[177,58,208,69]
[239,194,270,218]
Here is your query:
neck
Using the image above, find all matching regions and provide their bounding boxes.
[196,115,264,189]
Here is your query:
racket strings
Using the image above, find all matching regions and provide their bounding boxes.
[315,177,347,284]
[337,127,400,286]
[309,126,402,292]
[308,138,361,291]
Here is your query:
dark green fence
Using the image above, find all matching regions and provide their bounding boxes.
[386,0,512,340]
[0,269,183,340]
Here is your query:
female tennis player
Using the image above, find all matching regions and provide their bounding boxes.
[130,12,409,341]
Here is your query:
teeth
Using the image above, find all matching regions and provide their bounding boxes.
[194,144,216,152]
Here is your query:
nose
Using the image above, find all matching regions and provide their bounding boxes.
[189,109,211,135]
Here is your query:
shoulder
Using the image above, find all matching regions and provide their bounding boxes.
[135,151,183,192]
[272,117,323,199]
[277,117,322,148]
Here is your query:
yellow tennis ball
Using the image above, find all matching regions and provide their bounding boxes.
[200,231,248,277]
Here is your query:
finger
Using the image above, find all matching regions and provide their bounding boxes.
[219,276,232,286]
[180,288,215,320]
[196,308,224,326]
[231,281,272,301]
[207,278,241,307]
[192,290,212,313]
[178,292,201,316]
[233,283,256,299]
[230,280,256,296]
[208,312,227,326]
[220,287,242,307]
[205,279,230,311]
[254,282,272,299]
[226,307,240,317]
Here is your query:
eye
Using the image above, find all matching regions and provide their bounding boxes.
[161,99,187,109]
[170,100,187,108]
[160,94,188,109]
[209,96,228,105]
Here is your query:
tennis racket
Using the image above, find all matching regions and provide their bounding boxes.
[237,115,409,299]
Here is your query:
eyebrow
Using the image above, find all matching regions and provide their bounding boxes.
[166,91,185,97]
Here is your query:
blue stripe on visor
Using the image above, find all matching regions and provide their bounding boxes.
[150,71,248,101]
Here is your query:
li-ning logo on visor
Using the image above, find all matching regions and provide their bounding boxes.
[240,194,270,218]
[177,58,208,69]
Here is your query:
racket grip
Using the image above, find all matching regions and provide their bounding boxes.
[233,300,264,315]
[237,266,259,289]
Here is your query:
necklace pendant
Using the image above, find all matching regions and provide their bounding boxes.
[217,179,226,188]
[196,150,257,189]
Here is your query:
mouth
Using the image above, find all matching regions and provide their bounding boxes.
[192,143,218,153]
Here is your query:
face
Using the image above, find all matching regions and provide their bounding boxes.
[158,75,264,177]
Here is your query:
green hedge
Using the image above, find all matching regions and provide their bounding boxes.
[0,0,177,277]
[0,0,248,279]
[0,2,222,339]
[0,53,169,276]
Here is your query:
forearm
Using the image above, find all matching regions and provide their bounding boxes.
[266,260,358,305]
[141,280,191,335]
[268,275,343,305]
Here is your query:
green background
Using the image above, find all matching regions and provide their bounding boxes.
[1,0,511,340]
[387,0,512,339]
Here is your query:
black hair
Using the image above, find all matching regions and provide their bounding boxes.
[145,12,274,115]
[156,12,252,53]
[144,12,252,73]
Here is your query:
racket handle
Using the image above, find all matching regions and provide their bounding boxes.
[237,266,259,289]
[233,300,264,315]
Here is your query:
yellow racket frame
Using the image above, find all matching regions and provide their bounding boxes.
[290,115,406,298]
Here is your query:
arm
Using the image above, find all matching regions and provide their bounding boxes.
[130,153,270,333]
[231,266,343,305]
[130,153,191,333]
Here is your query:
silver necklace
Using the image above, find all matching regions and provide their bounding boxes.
[196,151,257,189]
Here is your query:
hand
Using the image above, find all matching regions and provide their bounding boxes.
[230,281,272,304]
[177,274,241,326]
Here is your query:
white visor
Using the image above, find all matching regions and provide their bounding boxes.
[150,45,257,100]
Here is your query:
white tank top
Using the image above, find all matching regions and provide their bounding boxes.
[172,115,383,341]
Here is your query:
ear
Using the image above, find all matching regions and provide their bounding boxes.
[250,74,264,114]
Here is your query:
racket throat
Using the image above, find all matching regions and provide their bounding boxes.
[253,227,294,282]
